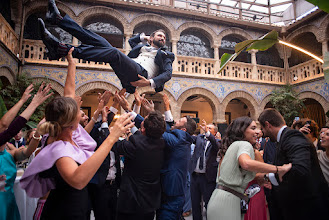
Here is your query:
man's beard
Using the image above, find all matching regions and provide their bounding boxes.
[153,39,165,48]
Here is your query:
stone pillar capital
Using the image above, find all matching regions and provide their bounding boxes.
[248,49,258,54]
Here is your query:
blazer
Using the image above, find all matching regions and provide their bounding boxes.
[161,125,194,196]
[113,131,165,214]
[128,34,175,92]
[273,127,329,220]
[189,133,220,182]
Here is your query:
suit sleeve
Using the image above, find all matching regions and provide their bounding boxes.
[153,53,175,92]
[162,130,180,148]
[282,135,312,181]
[128,34,142,49]
[112,132,143,159]
[207,133,219,153]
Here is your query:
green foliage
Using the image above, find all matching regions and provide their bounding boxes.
[269,84,305,126]
[218,30,279,73]
[306,0,329,13]
[0,72,50,126]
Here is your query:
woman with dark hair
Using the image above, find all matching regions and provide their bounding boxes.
[207,117,291,220]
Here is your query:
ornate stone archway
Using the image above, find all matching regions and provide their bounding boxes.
[176,22,217,47]
[76,81,120,96]
[0,67,16,85]
[217,27,253,45]
[298,92,329,114]
[259,95,273,113]
[176,87,221,123]
[221,91,258,121]
[129,14,175,40]
[24,0,76,23]
[77,6,129,31]
[32,77,64,96]
[319,14,329,42]
[286,25,321,43]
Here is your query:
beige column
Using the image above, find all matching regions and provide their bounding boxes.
[322,39,328,55]
[171,39,178,72]
[213,45,220,73]
[248,49,258,79]
[124,34,132,55]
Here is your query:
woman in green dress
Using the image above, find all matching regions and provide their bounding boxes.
[207,117,291,220]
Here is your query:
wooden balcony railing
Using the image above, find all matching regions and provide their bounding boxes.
[0,14,19,56]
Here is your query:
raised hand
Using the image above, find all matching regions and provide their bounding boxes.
[30,82,53,107]
[21,84,34,102]
[110,113,135,140]
[130,75,150,87]
[142,98,154,114]
[199,119,208,134]
[115,92,130,111]
[162,93,170,111]
[66,47,75,64]
[134,91,145,107]
[98,90,112,106]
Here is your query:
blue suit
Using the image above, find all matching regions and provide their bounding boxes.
[58,15,174,93]
[134,116,194,219]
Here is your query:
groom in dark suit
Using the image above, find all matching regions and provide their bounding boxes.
[39,0,174,93]
[258,108,329,220]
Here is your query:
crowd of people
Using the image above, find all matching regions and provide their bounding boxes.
[1,1,329,220]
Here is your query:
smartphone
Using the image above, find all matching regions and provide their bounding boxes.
[294,117,300,121]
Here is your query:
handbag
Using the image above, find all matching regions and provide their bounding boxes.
[216,184,250,213]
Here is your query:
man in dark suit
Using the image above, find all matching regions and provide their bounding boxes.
[189,120,220,220]
[112,111,166,220]
[87,105,121,220]
[39,0,174,94]
[258,108,329,220]
[9,129,26,148]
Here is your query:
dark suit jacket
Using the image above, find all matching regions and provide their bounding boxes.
[161,124,194,196]
[128,34,175,92]
[89,112,121,186]
[190,133,220,182]
[113,131,165,214]
[273,127,329,220]
[9,138,26,148]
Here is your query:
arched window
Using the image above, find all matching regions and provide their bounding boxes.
[288,32,322,67]
[257,47,283,67]
[177,29,213,58]
[220,35,250,63]
[24,12,72,44]
[83,16,124,48]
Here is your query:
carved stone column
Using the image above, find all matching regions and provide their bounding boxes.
[321,39,328,55]
[124,33,132,55]
[171,39,179,72]
[72,37,78,46]
[213,44,220,73]
[248,49,258,79]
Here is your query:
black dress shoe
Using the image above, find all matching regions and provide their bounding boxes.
[38,18,67,60]
[45,0,63,25]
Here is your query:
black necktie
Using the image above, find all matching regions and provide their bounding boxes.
[199,140,206,170]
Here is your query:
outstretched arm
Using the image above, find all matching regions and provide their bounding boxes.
[55,113,134,190]
[63,47,76,99]
[0,84,33,133]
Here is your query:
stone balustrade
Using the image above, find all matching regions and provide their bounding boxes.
[15,39,325,85]
[288,59,323,83]
[0,14,19,56]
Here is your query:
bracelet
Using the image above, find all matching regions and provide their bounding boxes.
[275,166,279,174]
[91,117,97,123]
[32,133,42,141]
